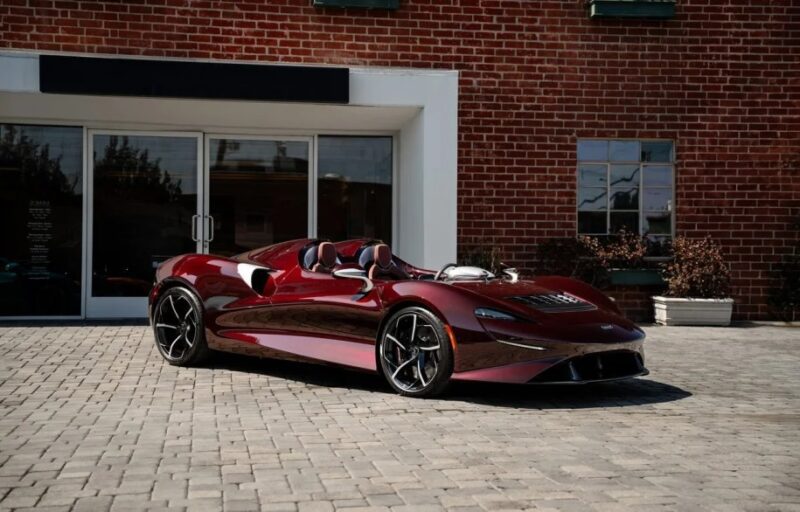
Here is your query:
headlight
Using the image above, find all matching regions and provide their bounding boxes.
[474,307,518,321]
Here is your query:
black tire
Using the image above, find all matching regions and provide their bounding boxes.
[378,306,454,397]
[152,286,210,366]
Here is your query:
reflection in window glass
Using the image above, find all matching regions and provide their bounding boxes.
[578,164,607,187]
[643,212,672,234]
[578,188,607,211]
[577,139,674,239]
[643,188,672,212]
[611,212,640,234]
[610,187,639,210]
[610,165,639,187]
[609,141,640,161]
[317,136,392,244]
[643,165,673,187]
[209,139,309,256]
[578,212,607,234]
[577,140,608,161]
[1,124,83,316]
[642,141,673,162]
[93,135,198,297]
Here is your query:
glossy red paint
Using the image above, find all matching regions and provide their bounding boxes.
[149,238,647,385]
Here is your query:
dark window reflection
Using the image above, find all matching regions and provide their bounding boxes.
[209,139,309,256]
[611,212,639,234]
[317,136,392,244]
[92,135,198,297]
[610,187,639,210]
[0,124,83,316]
[578,212,607,234]
[578,188,607,211]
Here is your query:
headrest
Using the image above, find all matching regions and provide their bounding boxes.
[373,244,392,270]
[317,242,337,269]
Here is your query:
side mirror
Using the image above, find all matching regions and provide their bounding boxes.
[332,268,374,293]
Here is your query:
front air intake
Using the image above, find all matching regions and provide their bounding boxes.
[510,293,596,313]
[530,351,645,383]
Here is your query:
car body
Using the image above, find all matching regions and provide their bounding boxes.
[148,238,647,396]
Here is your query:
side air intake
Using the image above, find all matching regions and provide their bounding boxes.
[509,293,596,313]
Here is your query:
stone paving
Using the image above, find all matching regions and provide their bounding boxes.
[0,324,798,512]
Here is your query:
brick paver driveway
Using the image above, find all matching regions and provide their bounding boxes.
[0,324,798,512]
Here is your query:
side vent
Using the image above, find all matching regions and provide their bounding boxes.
[510,293,596,313]
[237,263,272,295]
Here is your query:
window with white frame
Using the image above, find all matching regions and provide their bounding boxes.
[577,139,674,243]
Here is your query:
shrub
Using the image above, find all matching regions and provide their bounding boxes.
[458,245,504,274]
[534,236,603,284]
[594,229,648,270]
[662,237,730,298]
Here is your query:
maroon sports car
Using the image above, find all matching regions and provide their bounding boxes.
[148,238,647,397]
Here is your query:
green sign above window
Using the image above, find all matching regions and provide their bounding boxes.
[589,0,676,19]
[313,0,399,9]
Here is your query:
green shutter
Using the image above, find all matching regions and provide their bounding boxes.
[589,0,676,19]
[313,0,399,9]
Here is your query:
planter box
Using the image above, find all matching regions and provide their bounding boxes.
[589,0,676,19]
[313,0,399,8]
[652,296,734,326]
[609,268,664,286]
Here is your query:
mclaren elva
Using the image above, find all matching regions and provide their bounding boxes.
[148,239,647,397]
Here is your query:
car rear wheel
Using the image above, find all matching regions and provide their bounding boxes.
[378,306,453,397]
[152,286,210,366]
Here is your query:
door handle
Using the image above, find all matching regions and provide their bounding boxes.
[191,214,200,241]
[207,215,215,242]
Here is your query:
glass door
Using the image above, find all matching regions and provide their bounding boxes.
[204,135,312,256]
[86,131,203,318]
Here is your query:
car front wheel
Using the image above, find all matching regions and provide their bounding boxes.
[378,306,454,397]
[152,286,210,366]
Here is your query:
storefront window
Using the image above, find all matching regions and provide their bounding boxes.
[208,138,309,256]
[317,136,393,244]
[92,134,199,297]
[0,124,83,316]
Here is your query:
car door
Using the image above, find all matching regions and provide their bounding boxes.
[256,265,384,370]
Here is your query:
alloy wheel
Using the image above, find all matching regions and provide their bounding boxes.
[154,293,198,361]
[380,312,443,393]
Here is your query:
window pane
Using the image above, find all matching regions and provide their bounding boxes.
[578,212,607,234]
[643,165,673,187]
[643,211,672,234]
[609,140,640,161]
[642,141,673,162]
[578,164,606,187]
[610,164,639,187]
[643,188,673,212]
[318,136,392,244]
[93,134,198,297]
[0,124,83,316]
[610,187,639,210]
[610,212,639,234]
[578,187,607,211]
[577,140,607,161]
[209,138,309,256]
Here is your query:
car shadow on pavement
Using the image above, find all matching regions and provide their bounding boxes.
[207,352,691,409]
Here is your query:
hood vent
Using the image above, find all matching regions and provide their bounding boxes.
[510,293,596,313]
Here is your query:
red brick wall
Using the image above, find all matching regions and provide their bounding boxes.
[2,0,798,319]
